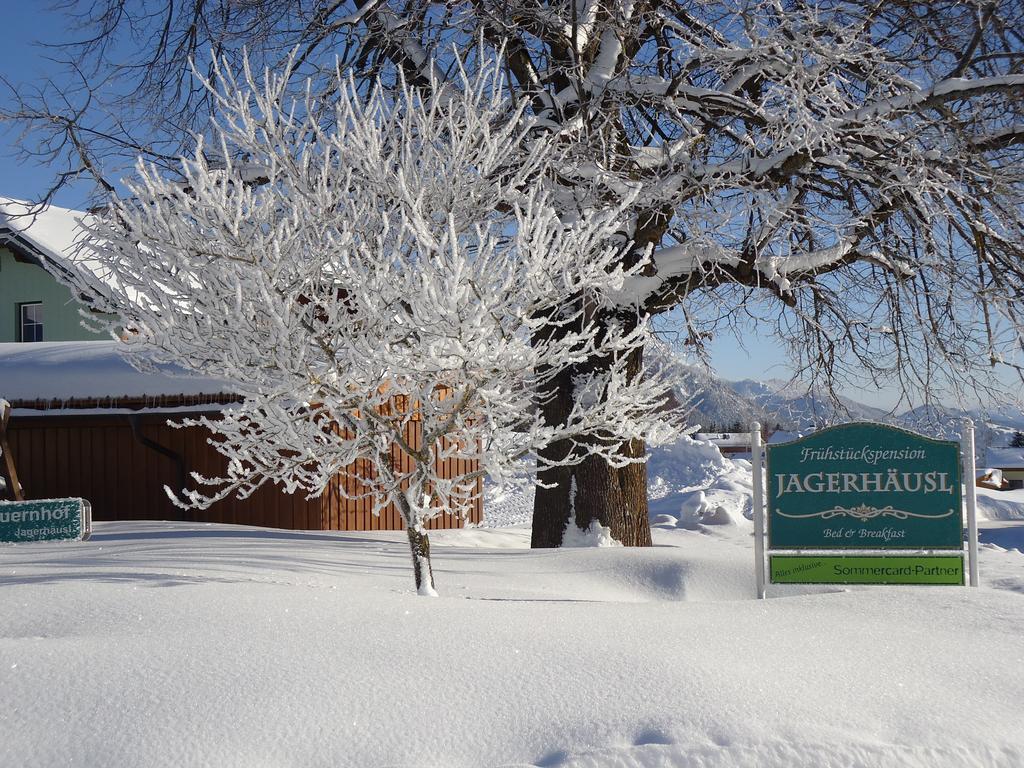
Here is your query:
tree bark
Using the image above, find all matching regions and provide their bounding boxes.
[531,329,652,548]
[531,362,575,547]
[532,441,651,547]
[575,440,651,545]
[406,525,437,596]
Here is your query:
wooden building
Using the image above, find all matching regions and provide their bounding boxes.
[0,198,109,343]
[0,343,481,530]
[984,448,1024,491]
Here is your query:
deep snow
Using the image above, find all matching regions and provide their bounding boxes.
[2,438,1024,768]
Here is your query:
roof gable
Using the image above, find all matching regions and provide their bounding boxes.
[0,198,112,294]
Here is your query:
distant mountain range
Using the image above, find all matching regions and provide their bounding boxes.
[681,368,887,432]
[727,377,890,428]
[680,366,1023,460]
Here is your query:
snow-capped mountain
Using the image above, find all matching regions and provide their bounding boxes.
[894,404,1024,461]
[726,378,889,429]
[675,366,768,430]
[684,369,887,432]
[683,367,1023,456]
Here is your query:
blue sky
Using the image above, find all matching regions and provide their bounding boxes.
[0,4,1015,413]
[0,4,89,205]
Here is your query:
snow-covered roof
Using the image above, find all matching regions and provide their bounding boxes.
[986,448,1024,469]
[0,341,232,405]
[0,198,114,294]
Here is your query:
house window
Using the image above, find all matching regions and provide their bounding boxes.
[18,302,43,342]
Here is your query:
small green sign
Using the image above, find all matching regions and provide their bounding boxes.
[0,498,91,543]
[767,423,963,550]
[770,555,964,585]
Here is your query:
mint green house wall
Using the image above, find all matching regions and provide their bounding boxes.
[0,247,105,342]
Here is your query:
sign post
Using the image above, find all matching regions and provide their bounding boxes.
[0,498,92,543]
[962,419,980,587]
[0,399,24,502]
[753,422,977,593]
[751,422,766,599]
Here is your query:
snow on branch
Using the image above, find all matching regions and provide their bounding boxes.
[65,52,684,593]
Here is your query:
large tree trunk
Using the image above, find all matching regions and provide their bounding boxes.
[530,331,652,548]
[532,442,651,547]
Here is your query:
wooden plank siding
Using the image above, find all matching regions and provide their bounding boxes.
[317,418,482,532]
[4,411,482,530]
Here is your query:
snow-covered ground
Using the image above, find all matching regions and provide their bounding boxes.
[3,438,1024,768]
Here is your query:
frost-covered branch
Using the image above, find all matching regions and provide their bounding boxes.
[67,56,683,593]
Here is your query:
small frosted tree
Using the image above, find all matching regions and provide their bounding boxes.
[69,57,682,595]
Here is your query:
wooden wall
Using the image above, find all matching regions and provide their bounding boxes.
[321,419,483,530]
[5,411,482,530]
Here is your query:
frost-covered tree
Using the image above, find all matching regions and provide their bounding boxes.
[67,59,681,594]
[7,0,1024,548]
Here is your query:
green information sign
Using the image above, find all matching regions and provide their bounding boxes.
[770,555,965,585]
[766,423,963,550]
[0,498,92,543]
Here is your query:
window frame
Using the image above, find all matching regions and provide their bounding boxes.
[17,302,43,343]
